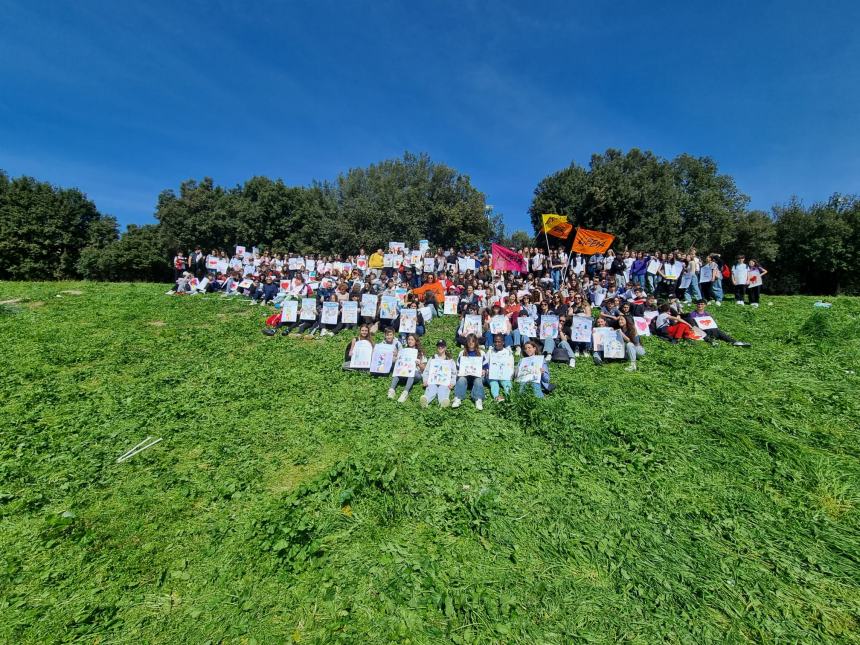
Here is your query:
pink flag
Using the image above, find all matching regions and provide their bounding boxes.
[491,243,527,272]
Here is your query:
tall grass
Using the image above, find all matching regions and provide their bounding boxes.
[0,282,858,643]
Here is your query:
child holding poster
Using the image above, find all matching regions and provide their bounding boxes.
[486,334,514,402]
[343,323,375,370]
[542,315,577,367]
[452,334,488,410]
[340,294,360,332]
[388,334,426,403]
[395,300,425,341]
[316,295,342,337]
[746,259,767,307]
[484,304,513,349]
[688,300,751,346]
[516,341,546,398]
[455,305,482,347]
[421,340,456,408]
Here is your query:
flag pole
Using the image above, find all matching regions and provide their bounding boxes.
[560,227,576,286]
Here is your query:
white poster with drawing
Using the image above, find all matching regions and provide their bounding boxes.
[570,316,593,343]
[360,294,378,318]
[516,356,543,383]
[300,297,317,321]
[349,340,373,369]
[321,301,339,325]
[604,338,625,359]
[488,352,514,381]
[517,316,537,338]
[341,301,358,324]
[444,295,459,315]
[393,348,418,378]
[399,309,417,334]
[463,314,482,337]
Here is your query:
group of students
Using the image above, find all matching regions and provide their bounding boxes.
[341,325,553,409]
[168,242,755,407]
[171,244,768,309]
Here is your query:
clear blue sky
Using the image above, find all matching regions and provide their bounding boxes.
[2,1,858,233]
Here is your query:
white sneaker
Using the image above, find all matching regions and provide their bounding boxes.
[752,303,759,308]
[715,301,722,306]
[625,364,637,372]
[398,391,408,403]
[420,395,429,408]
[475,400,483,411]
[451,398,462,409]
[736,301,744,305]
[514,346,521,356]
[544,354,552,363]
[387,388,396,399]
[568,358,576,367]
[440,398,451,408]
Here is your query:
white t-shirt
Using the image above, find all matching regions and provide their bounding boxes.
[532,253,544,271]
[732,263,749,285]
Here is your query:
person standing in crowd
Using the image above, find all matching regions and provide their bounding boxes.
[746,259,767,307]
[731,254,749,305]
[173,251,187,281]
[369,248,384,277]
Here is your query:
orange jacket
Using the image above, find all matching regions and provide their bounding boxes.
[411,280,445,303]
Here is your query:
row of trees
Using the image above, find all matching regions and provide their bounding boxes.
[529,149,860,294]
[1,151,858,293]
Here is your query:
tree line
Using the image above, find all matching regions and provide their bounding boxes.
[0,150,857,294]
[529,149,859,295]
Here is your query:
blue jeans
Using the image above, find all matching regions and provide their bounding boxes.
[684,274,702,302]
[633,274,646,288]
[542,338,574,359]
[552,269,561,290]
[489,380,512,398]
[646,274,657,293]
[390,372,420,392]
[455,376,484,401]
[711,277,724,302]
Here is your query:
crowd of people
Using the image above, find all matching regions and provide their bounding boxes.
[169,242,756,409]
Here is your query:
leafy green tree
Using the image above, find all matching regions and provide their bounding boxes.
[508,230,534,250]
[772,196,858,294]
[78,224,171,282]
[529,149,748,252]
[0,170,116,280]
[722,210,778,266]
[154,153,491,256]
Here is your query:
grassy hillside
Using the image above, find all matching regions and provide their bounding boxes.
[1,282,859,643]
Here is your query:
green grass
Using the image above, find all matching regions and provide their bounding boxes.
[1,282,859,643]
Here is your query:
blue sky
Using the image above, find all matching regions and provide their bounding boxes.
[2,1,859,233]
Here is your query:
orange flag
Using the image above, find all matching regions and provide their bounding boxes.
[571,227,615,254]
[540,214,574,239]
